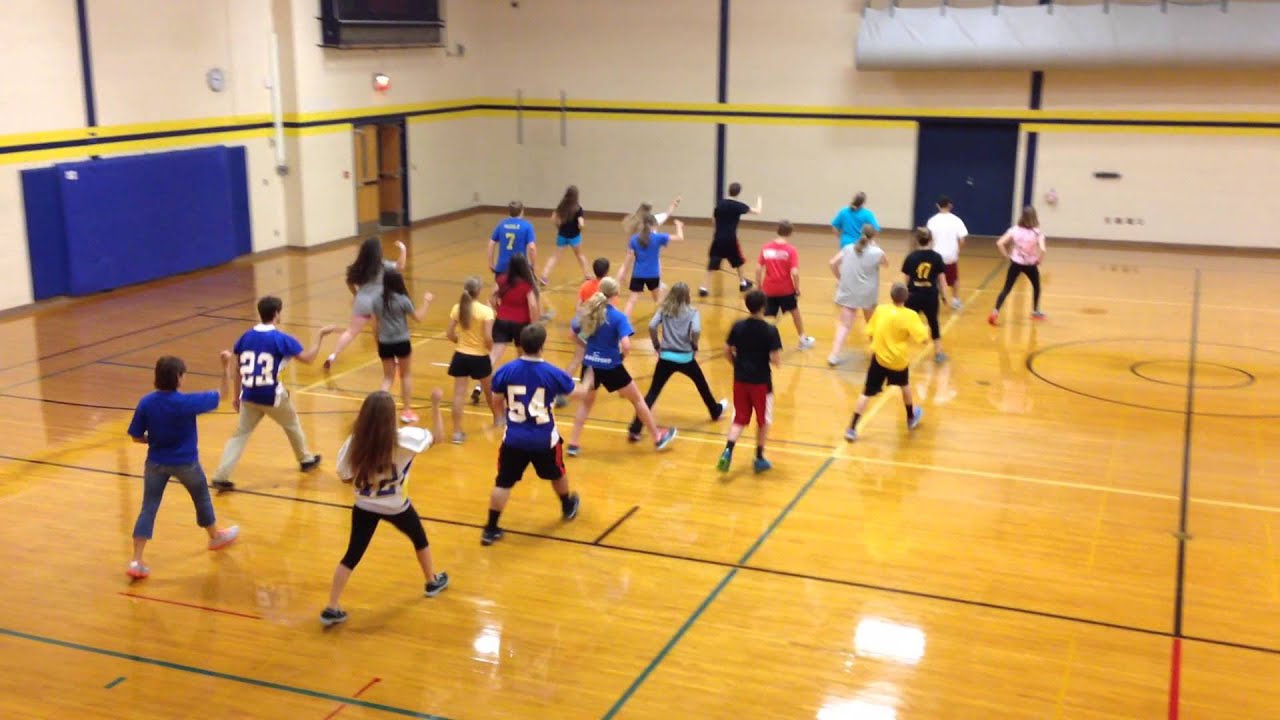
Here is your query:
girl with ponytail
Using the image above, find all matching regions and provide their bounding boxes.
[618,214,685,318]
[830,191,881,249]
[446,276,498,443]
[827,225,888,365]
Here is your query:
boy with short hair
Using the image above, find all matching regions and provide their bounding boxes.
[901,227,950,363]
[925,196,969,309]
[210,296,336,491]
[756,219,816,350]
[845,282,929,442]
[700,182,762,297]
[126,353,241,579]
[488,201,538,279]
[717,289,783,473]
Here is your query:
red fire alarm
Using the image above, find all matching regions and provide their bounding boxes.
[372,73,390,92]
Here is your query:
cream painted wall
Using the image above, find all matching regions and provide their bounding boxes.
[1033,131,1280,247]
[408,117,483,220]
[284,130,356,247]
[0,1,83,135]
[1042,70,1280,112]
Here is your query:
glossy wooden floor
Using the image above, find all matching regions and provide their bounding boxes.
[0,211,1277,719]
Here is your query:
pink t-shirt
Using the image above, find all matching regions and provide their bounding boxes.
[1008,226,1044,265]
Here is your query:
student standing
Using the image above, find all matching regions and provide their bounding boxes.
[540,185,591,285]
[700,182,762,297]
[126,353,240,579]
[559,257,612,406]
[717,290,783,474]
[926,196,969,309]
[488,201,538,279]
[373,269,433,424]
[623,196,681,234]
[446,277,497,443]
[321,389,449,627]
[831,192,881,248]
[619,216,685,318]
[756,220,816,350]
[483,325,591,546]
[901,227,950,363]
[211,296,335,491]
[827,226,888,366]
[989,206,1048,326]
[845,283,929,441]
[567,278,677,456]
[326,237,406,370]
[488,254,541,368]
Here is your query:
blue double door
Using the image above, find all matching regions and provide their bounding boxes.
[913,121,1020,237]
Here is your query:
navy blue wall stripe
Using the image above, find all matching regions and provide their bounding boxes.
[714,0,730,205]
[1021,70,1044,208]
[74,0,97,128]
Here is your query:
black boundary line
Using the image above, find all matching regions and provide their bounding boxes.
[1173,270,1200,638]
[593,506,640,545]
[0,393,356,417]
[5,450,1279,657]
[97,359,223,379]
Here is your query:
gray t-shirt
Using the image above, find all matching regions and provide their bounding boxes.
[374,293,416,343]
[649,306,701,359]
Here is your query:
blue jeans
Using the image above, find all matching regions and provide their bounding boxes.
[132,461,217,540]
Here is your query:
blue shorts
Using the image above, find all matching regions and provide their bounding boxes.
[556,234,582,248]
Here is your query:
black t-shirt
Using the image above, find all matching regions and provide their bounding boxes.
[727,317,783,385]
[902,249,946,294]
[557,206,584,239]
[713,199,751,242]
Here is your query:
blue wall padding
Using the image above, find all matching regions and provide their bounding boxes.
[21,167,71,300]
[24,145,253,300]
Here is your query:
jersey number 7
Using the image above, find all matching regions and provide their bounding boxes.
[505,232,516,251]
[506,385,551,425]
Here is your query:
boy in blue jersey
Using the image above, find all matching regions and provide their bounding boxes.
[483,324,591,546]
[487,201,538,279]
[210,296,337,491]
[126,353,240,579]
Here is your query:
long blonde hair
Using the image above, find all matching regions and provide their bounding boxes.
[458,276,482,330]
[854,225,877,256]
[635,213,658,249]
[659,281,691,319]
[579,277,620,338]
[622,202,654,235]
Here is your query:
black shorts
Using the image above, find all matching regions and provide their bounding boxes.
[581,364,633,393]
[496,442,566,488]
[377,340,412,359]
[905,292,941,340]
[447,352,492,379]
[764,294,798,317]
[863,356,910,397]
[492,319,528,344]
[707,239,745,270]
[629,277,661,293]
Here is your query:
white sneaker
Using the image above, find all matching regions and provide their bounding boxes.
[798,336,816,350]
[827,354,841,367]
[950,298,962,310]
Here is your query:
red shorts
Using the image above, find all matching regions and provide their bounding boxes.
[944,262,959,287]
[732,382,773,428]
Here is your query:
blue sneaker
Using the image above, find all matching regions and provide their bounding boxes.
[753,457,772,473]
[566,444,581,457]
[908,407,924,430]
[844,428,858,442]
[934,351,948,364]
[716,448,732,472]
[654,428,677,451]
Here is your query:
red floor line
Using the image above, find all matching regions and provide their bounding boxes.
[118,592,263,620]
[322,677,382,720]
[1168,636,1183,720]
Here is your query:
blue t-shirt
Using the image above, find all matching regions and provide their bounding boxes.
[628,232,671,279]
[572,306,634,370]
[490,218,536,273]
[128,390,221,465]
[492,358,575,450]
[234,325,305,407]
[832,206,881,247]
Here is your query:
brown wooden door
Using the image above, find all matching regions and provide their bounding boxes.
[354,125,380,232]
[377,123,404,227]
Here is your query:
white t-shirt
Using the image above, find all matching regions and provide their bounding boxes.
[926,212,969,264]
[338,426,433,514]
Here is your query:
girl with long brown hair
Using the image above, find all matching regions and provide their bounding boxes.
[325,237,406,370]
[321,389,448,627]
[539,185,592,285]
[989,206,1048,326]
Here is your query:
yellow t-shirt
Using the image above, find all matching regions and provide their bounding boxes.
[866,304,929,371]
[450,302,495,356]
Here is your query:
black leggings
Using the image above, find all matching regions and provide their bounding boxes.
[340,503,429,570]
[628,358,721,434]
[994,262,1041,312]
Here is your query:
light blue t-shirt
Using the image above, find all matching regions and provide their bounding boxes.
[572,306,634,370]
[628,232,671,279]
[832,206,881,247]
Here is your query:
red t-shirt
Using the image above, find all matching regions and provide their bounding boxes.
[496,275,534,323]
[758,239,799,296]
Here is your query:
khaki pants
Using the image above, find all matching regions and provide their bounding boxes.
[211,393,314,483]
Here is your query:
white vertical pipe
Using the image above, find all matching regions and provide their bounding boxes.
[268,31,287,174]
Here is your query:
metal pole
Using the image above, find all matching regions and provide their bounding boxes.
[993,0,1000,16]
[516,90,523,145]
[559,90,567,147]
[1103,0,1109,14]
[889,0,897,17]
[861,0,868,18]
[941,0,948,15]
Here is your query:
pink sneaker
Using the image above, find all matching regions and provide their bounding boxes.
[987,310,999,326]
[126,561,150,579]
[400,409,419,424]
[208,526,240,551]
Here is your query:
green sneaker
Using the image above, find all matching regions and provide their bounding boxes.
[716,448,732,472]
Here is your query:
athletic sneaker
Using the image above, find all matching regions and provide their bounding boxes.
[827,354,842,367]
[1031,311,1047,321]
[627,431,642,443]
[798,336,817,350]
[566,445,581,457]
[908,407,924,431]
[844,428,858,442]
[951,298,962,310]
[451,431,466,445]
[400,409,419,424]
[753,457,773,474]
[481,527,505,546]
[738,280,754,292]
[987,310,999,326]
[562,492,581,521]
[554,395,569,409]
[424,572,450,597]
[716,448,733,472]
[208,526,239,551]
[300,454,322,472]
[698,288,710,298]
[323,354,336,371]
[320,607,347,627]
[126,561,150,579]
[654,428,678,451]
[538,276,550,287]
[934,351,948,364]
[211,479,235,491]
[471,385,482,404]
[712,398,728,421]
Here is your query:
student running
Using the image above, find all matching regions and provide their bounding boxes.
[756,219,816,350]
[989,206,1048,326]
[845,283,929,441]
[717,289,783,474]
[374,269,433,423]
[827,226,888,366]
[700,183,761,297]
[325,237,406,370]
[446,277,497,443]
